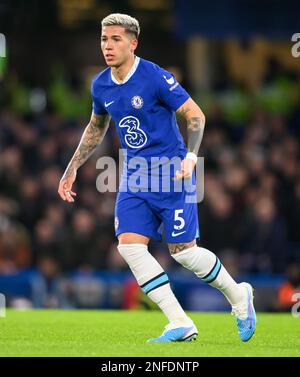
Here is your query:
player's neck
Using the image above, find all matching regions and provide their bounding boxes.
[111,54,136,84]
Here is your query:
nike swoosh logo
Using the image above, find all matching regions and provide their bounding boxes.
[171,230,186,237]
[163,75,175,85]
[104,100,114,108]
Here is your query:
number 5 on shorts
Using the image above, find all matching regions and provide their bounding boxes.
[174,209,185,230]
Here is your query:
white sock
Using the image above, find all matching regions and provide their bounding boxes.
[171,245,244,306]
[118,243,191,324]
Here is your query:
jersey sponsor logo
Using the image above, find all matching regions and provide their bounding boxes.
[119,116,147,149]
[171,230,186,237]
[104,100,114,108]
[131,96,143,109]
[163,75,175,85]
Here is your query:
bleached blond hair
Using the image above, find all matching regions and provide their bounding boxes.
[101,13,140,39]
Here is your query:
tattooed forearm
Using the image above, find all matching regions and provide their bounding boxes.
[187,116,205,155]
[168,240,196,255]
[176,98,205,156]
[63,113,110,178]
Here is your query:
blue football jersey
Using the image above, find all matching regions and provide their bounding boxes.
[92,56,190,161]
[92,56,192,193]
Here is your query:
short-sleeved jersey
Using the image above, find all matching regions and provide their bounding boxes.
[92,56,191,192]
[91,56,190,162]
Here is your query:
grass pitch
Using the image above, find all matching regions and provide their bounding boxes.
[0,309,299,357]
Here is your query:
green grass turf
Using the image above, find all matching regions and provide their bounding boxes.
[0,309,299,357]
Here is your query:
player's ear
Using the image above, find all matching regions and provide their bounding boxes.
[130,37,138,52]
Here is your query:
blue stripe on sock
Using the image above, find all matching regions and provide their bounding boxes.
[202,258,222,283]
[142,274,169,294]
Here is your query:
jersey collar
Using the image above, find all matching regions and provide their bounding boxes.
[110,56,140,85]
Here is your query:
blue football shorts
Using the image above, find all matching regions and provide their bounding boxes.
[114,179,200,243]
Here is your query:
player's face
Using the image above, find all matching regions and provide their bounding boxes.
[101,26,137,67]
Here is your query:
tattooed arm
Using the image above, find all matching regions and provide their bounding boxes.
[174,98,205,180]
[58,112,111,202]
[177,97,205,157]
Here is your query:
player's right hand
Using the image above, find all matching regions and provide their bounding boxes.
[58,171,77,203]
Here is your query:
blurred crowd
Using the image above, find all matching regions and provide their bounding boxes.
[200,107,300,274]
[0,66,300,310]
[0,109,121,273]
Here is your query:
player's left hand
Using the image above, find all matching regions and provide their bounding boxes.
[173,158,195,181]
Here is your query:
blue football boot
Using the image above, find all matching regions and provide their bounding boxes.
[147,320,198,343]
[232,282,257,342]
